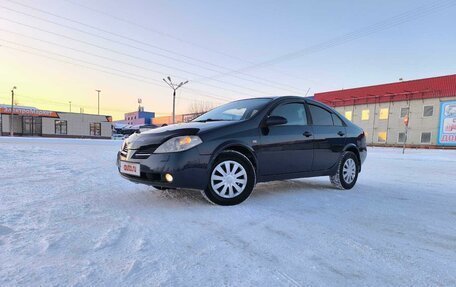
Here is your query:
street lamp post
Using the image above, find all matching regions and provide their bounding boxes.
[95,89,101,115]
[163,77,188,124]
[10,86,16,137]
[69,101,72,113]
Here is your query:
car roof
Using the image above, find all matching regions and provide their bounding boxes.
[233,96,328,107]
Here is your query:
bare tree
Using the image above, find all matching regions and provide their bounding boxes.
[188,100,214,114]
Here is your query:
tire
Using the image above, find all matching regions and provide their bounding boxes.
[330,151,359,190]
[202,150,256,206]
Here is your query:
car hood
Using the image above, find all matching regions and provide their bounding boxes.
[125,121,236,149]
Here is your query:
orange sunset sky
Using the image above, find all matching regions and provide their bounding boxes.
[1,0,455,120]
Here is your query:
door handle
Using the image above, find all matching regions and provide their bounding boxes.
[303,131,312,137]
[337,131,345,136]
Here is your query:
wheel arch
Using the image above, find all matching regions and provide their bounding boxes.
[210,141,258,172]
[343,144,362,172]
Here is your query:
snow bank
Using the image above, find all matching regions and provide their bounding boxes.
[1,137,455,286]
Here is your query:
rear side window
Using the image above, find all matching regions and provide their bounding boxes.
[270,103,307,125]
[309,104,333,125]
[332,114,344,126]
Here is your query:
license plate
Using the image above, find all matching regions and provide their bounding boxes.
[120,161,140,177]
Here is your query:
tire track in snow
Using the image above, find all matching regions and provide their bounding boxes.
[274,270,304,287]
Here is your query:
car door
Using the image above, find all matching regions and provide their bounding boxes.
[308,104,346,171]
[257,101,314,176]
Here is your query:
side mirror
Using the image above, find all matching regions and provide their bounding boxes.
[265,115,287,126]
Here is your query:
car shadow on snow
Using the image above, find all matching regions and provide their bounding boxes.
[113,178,353,208]
[251,178,339,196]
[161,178,340,204]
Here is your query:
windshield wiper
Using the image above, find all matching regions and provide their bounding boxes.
[193,118,229,123]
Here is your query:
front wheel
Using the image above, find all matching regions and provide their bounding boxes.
[330,151,359,190]
[202,150,256,206]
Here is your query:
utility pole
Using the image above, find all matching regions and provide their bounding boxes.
[163,76,188,124]
[402,95,411,154]
[69,101,72,113]
[95,89,101,115]
[10,86,16,137]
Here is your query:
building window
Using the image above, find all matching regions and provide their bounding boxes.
[423,105,434,117]
[90,123,101,136]
[421,132,431,144]
[55,120,67,135]
[377,131,387,143]
[344,111,352,121]
[361,109,369,121]
[398,132,406,143]
[379,108,389,120]
[400,107,409,118]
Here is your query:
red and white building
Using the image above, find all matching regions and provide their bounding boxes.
[314,74,456,147]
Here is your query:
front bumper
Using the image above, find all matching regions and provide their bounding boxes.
[117,147,211,190]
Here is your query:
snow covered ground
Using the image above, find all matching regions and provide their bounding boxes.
[0,137,455,287]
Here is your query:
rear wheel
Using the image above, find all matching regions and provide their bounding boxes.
[202,151,255,206]
[330,151,359,189]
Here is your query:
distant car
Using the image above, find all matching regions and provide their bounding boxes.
[111,134,125,140]
[117,96,367,205]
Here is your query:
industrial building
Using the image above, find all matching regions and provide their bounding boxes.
[314,74,456,147]
[119,108,155,126]
[0,105,113,139]
[112,107,157,136]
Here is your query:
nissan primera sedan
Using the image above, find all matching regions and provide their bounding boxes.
[117,96,367,205]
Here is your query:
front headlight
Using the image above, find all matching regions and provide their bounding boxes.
[121,139,127,151]
[154,136,203,153]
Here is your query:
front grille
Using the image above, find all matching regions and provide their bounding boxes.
[131,144,160,159]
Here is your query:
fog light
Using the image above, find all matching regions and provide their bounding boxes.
[165,173,173,183]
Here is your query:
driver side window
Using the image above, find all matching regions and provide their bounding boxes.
[270,103,307,125]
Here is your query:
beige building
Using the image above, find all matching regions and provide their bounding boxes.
[315,74,456,147]
[0,105,112,139]
[333,97,455,146]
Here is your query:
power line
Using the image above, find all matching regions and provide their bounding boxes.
[60,0,336,88]
[13,93,172,115]
[0,42,224,107]
[0,4,303,97]
[199,0,456,80]
[0,15,271,99]
[4,0,308,94]
[62,0,250,64]
[0,28,230,103]
[60,0,315,84]
[0,21,246,103]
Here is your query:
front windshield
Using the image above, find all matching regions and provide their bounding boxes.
[193,98,272,122]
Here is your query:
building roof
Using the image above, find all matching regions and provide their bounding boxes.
[314,74,456,107]
[0,104,37,109]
